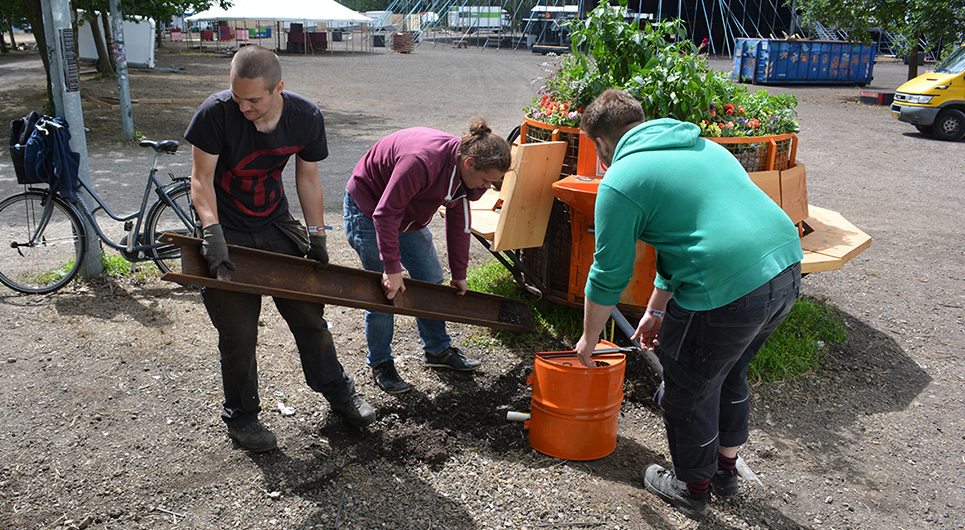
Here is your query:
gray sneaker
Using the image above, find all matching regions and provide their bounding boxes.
[227,420,277,453]
[423,346,481,371]
[642,464,710,521]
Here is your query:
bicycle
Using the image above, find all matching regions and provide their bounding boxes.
[0,135,197,294]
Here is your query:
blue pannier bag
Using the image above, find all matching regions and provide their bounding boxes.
[9,112,80,200]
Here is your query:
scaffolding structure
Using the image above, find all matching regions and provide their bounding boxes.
[367,0,805,55]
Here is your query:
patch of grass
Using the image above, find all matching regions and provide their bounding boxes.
[33,259,75,286]
[750,296,847,382]
[99,250,159,282]
[468,258,848,382]
[466,259,583,351]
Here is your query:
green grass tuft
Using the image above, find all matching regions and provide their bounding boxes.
[99,251,160,282]
[466,259,584,351]
[468,258,848,382]
[749,295,847,382]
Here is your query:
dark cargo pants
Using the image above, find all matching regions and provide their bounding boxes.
[201,223,355,428]
[655,262,801,483]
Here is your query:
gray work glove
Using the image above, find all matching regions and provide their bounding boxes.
[201,224,236,277]
[307,233,329,270]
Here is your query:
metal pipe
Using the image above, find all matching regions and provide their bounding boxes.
[610,308,663,379]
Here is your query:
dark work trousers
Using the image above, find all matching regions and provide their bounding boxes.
[201,223,355,428]
[655,262,801,483]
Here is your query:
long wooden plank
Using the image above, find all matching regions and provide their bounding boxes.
[158,233,533,332]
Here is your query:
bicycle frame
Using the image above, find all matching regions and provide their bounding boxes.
[65,148,194,259]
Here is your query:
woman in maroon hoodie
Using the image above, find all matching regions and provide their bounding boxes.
[343,117,511,394]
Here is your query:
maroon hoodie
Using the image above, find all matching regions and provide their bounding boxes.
[347,127,486,280]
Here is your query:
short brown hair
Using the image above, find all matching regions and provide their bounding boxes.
[231,46,282,91]
[457,116,512,172]
[579,89,645,140]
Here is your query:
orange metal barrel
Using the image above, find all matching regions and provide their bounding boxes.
[526,341,627,460]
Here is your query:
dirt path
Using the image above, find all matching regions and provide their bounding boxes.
[0,43,962,530]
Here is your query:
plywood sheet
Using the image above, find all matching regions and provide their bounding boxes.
[781,164,809,224]
[799,204,872,273]
[748,170,781,205]
[491,141,567,252]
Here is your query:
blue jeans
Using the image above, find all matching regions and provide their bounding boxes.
[343,192,451,367]
[655,262,801,483]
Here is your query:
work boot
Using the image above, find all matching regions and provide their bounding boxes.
[711,470,739,497]
[226,420,277,453]
[373,360,412,394]
[642,464,710,521]
[330,393,376,428]
[423,346,481,371]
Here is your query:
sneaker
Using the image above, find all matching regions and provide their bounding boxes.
[373,360,412,394]
[330,394,376,428]
[711,470,739,497]
[642,464,710,521]
[423,346,481,371]
[226,420,277,453]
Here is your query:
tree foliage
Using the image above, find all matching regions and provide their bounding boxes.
[793,0,965,59]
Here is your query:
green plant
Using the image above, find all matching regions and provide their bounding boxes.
[99,251,158,281]
[523,0,799,137]
[466,260,584,350]
[469,259,846,383]
[749,296,848,382]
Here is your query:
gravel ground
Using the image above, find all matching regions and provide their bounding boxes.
[0,36,963,530]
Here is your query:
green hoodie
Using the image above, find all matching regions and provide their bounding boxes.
[585,118,803,311]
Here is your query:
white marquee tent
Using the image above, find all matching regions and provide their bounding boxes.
[185,0,374,52]
[186,0,373,24]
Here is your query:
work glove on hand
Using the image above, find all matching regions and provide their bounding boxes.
[201,224,236,277]
[308,233,329,269]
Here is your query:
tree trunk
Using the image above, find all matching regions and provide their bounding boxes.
[9,26,17,48]
[20,0,54,111]
[88,12,114,74]
[100,9,115,72]
[907,37,921,80]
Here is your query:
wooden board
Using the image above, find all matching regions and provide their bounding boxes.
[781,164,809,224]
[748,170,781,205]
[799,204,873,274]
[491,141,567,252]
[471,188,501,211]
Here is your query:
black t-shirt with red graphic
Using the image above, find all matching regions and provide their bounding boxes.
[184,90,328,231]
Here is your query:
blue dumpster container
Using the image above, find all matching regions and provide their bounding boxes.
[736,39,875,85]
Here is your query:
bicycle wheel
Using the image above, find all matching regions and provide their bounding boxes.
[144,183,197,274]
[0,191,86,294]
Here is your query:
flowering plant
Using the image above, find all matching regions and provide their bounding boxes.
[524,53,595,127]
[523,0,799,138]
[697,72,799,137]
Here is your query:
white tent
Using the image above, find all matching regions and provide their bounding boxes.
[186,0,372,24]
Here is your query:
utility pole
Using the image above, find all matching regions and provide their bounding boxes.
[109,0,136,140]
[39,0,104,278]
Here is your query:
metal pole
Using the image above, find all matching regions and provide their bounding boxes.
[40,0,104,278]
[108,0,135,140]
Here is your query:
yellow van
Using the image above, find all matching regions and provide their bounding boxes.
[891,45,965,141]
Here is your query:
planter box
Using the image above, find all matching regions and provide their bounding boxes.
[520,118,603,178]
[706,133,798,172]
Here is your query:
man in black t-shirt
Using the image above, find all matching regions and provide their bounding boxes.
[184,45,374,452]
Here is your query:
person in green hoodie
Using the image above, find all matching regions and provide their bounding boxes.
[573,89,803,521]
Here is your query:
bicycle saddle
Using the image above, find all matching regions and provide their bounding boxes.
[139,139,179,154]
